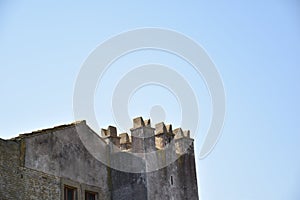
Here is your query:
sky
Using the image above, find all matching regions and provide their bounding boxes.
[1,1,300,199]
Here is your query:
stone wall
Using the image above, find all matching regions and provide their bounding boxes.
[0,138,62,200]
[22,122,111,199]
[21,167,60,200]
[0,139,23,200]
[146,154,198,200]
[110,152,148,200]
[0,122,111,200]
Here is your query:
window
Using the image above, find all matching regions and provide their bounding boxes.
[85,191,97,200]
[64,185,77,200]
[170,175,173,185]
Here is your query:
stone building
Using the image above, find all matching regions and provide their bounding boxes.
[0,117,198,200]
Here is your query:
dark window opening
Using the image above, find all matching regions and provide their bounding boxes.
[170,175,173,185]
[64,185,77,200]
[85,191,97,200]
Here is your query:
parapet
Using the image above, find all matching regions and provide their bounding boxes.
[101,126,118,137]
[155,122,167,135]
[133,117,145,129]
[132,117,152,129]
[166,124,172,134]
[155,122,174,136]
[119,133,131,150]
[100,117,193,154]
[173,128,191,140]
[120,133,130,144]
[144,119,151,127]
[101,126,120,147]
[183,130,190,138]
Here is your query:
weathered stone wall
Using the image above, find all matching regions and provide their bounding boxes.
[111,169,147,200]
[110,151,148,200]
[23,123,111,199]
[0,139,61,200]
[146,155,198,200]
[0,139,23,200]
[21,167,60,200]
[178,150,198,200]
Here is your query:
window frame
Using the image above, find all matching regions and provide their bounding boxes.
[85,190,98,200]
[61,177,102,200]
[64,185,78,200]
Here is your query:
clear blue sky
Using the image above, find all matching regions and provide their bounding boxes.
[1,1,300,199]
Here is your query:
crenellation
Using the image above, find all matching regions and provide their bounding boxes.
[101,126,117,137]
[183,130,190,138]
[166,124,172,134]
[173,128,184,139]
[144,119,151,127]
[155,122,167,135]
[119,133,132,150]
[133,116,145,128]
[119,133,130,144]
[154,122,170,150]
[102,119,194,153]
[101,126,121,147]
[174,128,194,155]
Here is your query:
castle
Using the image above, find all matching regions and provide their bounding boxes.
[0,117,198,200]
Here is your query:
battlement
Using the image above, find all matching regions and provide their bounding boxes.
[102,116,193,153]
[101,126,121,147]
